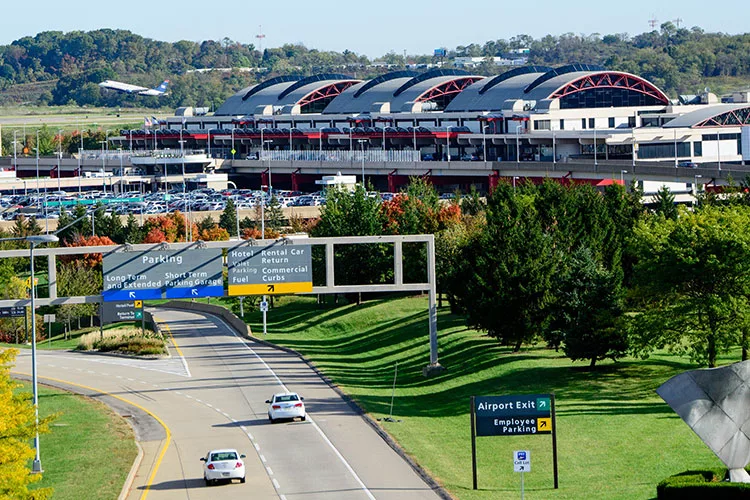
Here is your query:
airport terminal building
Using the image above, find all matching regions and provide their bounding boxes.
[135,63,750,172]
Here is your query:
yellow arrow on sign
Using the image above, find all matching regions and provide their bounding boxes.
[134,300,143,308]
[228,282,312,296]
[25,277,39,288]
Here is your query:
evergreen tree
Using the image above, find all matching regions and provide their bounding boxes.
[123,214,145,244]
[265,195,285,231]
[652,185,678,219]
[450,182,556,350]
[555,247,628,368]
[197,215,216,234]
[219,199,237,235]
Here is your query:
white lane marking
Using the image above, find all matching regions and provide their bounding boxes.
[246,432,254,440]
[174,391,182,395]
[272,479,280,489]
[254,443,260,451]
[266,466,274,475]
[212,315,376,500]
[240,426,247,431]
[260,454,267,463]
[280,495,287,500]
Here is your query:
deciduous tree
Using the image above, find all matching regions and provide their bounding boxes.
[0,348,53,499]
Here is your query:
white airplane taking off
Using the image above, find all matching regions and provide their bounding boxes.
[98,79,169,96]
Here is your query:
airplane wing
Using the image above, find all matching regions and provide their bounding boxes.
[98,80,149,94]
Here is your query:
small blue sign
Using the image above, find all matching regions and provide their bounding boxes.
[103,288,162,302]
[165,286,224,299]
[517,451,526,461]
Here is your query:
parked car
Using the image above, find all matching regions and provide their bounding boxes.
[200,449,246,486]
[266,392,306,423]
[678,161,699,168]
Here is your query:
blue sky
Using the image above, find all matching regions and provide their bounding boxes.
[0,0,747,58]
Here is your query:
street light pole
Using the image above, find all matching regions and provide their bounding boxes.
[26,233,60,473]
[482,123,487,165]
[35,130,40,207]
[359,139,366,186]
[13,130,18,173]
[179,133,189,242]
[99,140,107,194]
[673,129,678,168]
[446,125,452,163]
[515,124,521,166]
[593,126,598,167]
[694,174,702,206]
[552,131,556,166]
[118,148,124,196]
[57,130,63,197]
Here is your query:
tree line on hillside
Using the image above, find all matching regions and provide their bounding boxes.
[1,24,749,108]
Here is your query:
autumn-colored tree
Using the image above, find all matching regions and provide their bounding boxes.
[143,227,167,243]
[0,348,53,500]
[144,211,198,243]
[59,235,116,268]
[198,226,230,241]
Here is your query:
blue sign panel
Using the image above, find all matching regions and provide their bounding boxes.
[102,288,163,301]
[102,249,224,302]
[166,285,225,299]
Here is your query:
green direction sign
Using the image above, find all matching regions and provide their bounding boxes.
[100,301,143,324]
[474,394,553,436]
[46,197,144,207]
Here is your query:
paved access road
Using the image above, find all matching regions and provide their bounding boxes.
[12,308,442,500]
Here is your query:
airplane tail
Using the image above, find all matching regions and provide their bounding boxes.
[154,80,169,93]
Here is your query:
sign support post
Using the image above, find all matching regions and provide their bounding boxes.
[552,393,558,489]
[471,396,478,490]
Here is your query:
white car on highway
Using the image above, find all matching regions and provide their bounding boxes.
[200,449,246,485]
[266,392,306,423]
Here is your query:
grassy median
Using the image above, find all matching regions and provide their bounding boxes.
[249,294,725,500]
[15,382,137,500]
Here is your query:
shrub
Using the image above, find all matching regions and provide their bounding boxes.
[76,327,165,355]
[657,469,750,499]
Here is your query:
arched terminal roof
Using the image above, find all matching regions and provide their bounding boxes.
[215,74,360,116]
[324,69,482,114]
[523,68,670,108]
[664,104,750,128]
[322,71,418,114]
[445,67,550,112]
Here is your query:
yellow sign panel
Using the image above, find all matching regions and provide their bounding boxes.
[134,300,143,308]
[537,418,552,432]
[228,282,312,296]
[25,277,39,288]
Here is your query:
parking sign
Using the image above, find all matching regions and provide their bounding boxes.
[514,450,531,472]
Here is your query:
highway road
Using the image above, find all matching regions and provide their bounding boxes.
[11,307,443,499]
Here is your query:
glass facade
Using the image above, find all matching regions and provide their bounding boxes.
[560,88,666,109]
[638,142,691,159]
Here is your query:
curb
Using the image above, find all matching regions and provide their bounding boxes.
[155,303,454,500]
[119,440,143,500]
